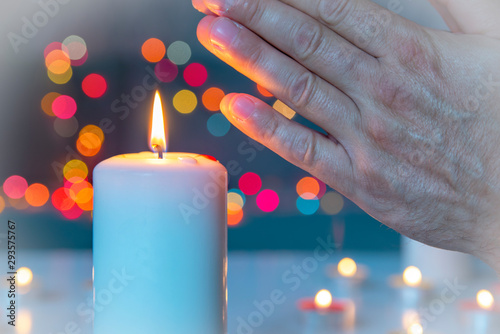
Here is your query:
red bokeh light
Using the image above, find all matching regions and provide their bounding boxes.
[52,95,77,119]
[82,74,107,98]
[184,63,208,87]
[238,172,262,195]
[256,189,280,212]
[3,175,28,199]
[154,59,178,83]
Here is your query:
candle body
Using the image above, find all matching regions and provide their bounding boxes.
[93,152,227,334]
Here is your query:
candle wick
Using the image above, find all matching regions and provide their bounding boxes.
[153,144,164,159]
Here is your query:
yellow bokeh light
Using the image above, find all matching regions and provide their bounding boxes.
[77,132,102,157]
[47,66,73,85]
[63,159,88,183]
[273,100,296,120]
[477,289,494,310]
[80,124,104,143]
[338,258,357,277]
[17,267,33,286]
[173,90,197,114]
[403,266,422,287]
[228,192,244,208]
[314,289,333,309]
[41,92,61,116]
[0,196,5,214]
[320,191,344,215]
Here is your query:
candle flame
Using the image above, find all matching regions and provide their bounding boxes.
[403,266,422,287]
[407,323,423,334]
[338,257,357,277]
[477,289,494,310]
[18,267,33,287]
[150,91,167,154]
[314,289,333,309]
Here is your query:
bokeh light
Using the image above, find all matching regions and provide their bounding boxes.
[228,189,246,206]
[45,49,71,74]
[80,124,105,143]
[173,90,197,114]
[296,176,320,200]
[51,187,76,211]
[257,84,273,97]
[54,117,79,137]
[207,113,231,137]
[17,267,33,286]
[9,197,29,210]
[315,177,327,199]
[320,191,344,215]
[44,42,68,58]
[239,172,262,195]
[77,132,102,157]
[154,59,178,83]
[202,87,225,111]
[141,38,166,63]
[61,204,84,220]
[62,35,87,62]
[52,95,77,119]
[184,63,208,87]
[25,183,50,207]
[296,196,319,215]
[16,309,32,334]
[314,290,333,309]
[69,181,93,203]
[403,266,422,287]
[228,208,244,226]
[47,66,73,84]
[338,258,357,277]
[63,160,88,183]
[3,176,28,199]
[82,74,107,98]
[0,196,5,214]
[167,41,192,65]
[41,92,61,116]
[71,51,88,66]
[256,189,279,212]
[407,323,423,334]
[477,290,494,310]
[273,100,296,119]
[228,192,245,215]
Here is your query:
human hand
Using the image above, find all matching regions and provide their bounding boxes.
[193,0,500,272]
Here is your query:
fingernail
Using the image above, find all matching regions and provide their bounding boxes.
[210,18,240,50]
[205,0,231,15]
[231,95,255,121]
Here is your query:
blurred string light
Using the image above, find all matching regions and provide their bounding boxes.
[320,191,344,215]
[25,183,49,207]
[52,95,77,119]
[167,41,192,65]
[82,74,107,98]
[239,172,262,195]
[257,84,273,98]
[184,63,208,87]
[41,92,61,116]
[273,100,296,120]
[207,114,231,137]
[338,258,357,277]
[54,117,79,137]
[173,90,197,114]
[154,59,178,83]
[141,38,166,63]
[202,87,225,112]
[256,189,279,212]
[3,175,28,199]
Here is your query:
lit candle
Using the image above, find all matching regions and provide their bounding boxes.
[298,289,355,331]
[461,289,500,334]
[327,257,367,299]
[93,91,227,334]
[390,266,431,309]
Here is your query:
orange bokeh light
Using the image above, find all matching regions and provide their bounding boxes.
[141,38,166,63]
[77,132,102,157]
[202,87,225,112]
[25,183,50,207]
[296,176,320,200]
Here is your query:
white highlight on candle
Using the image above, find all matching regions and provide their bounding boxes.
[477,290,494,310]
[407,323,423,334]
[403,266,422,287]
[150,90,167,153]
[17,267,33,286]
[315,289,333,309]
[338,258,357,277]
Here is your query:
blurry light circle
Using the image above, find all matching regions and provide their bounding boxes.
[69,181,93,204]
[316,177,327,199]
[9,197,29,210]
[296,176,320,200]
[154,59,178,83]
[228,189,246,205]
[202,87,225,112]
[62,35,87,60]
[47,66,73,84]
[296,196,319,215]
[45,49,71,74]
[44,42,68,58]
[77,132,102,157]
[41,92,61,116]
[61,204,84,220]
[207,113,231,137]
[80,124,104,143]
[273,100,296,119]
[51,187,76,211]
[71,51,88,66]
[228,209,244,226]
[167,41,192,65]
[228,192,245,209]
[320,191,344,215]
[52,95,77,119]
[82,74,107,98]
[25,183,50,207]
[63,160,88,183]
[54,117,79,137]
[3,176,28,199]
[239,172,262,195]
[141,38,166,63]
[184,63,208,87]
[173,90,197,114]
[256,189,279,212]
[17,267,33,286]
[0,196,5,214]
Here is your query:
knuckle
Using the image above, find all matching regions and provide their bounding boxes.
[228,0,263,26]
[375,76,413,112]
[287,72,317,109]
[364,116,389,143]
[318,0,351,27]
[243,43,266,73]
[395,33,441,75]
[292,21,324,62]
[290,132,320,168]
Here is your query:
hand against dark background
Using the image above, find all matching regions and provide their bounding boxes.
[193,0,500,272]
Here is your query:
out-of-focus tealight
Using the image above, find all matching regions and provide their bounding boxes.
[17,267,33,286]
[403,266,422,288]
[154,59,178,83]
[296,176,320,200]
[82,74,107,98]
[62,35,87,63]
[202,87,225,112]
[296,196,320,215]
[41,92,61,116]
[48,66,73,84]
[52,95,77,119]
[477,289,494,310]
[63,159,88,183]
[315,289,333,309]
[184,63,208,87]
[407,323,423,334]
[142,38,166,63]
[338,258,357,278]
[238,172,262,196]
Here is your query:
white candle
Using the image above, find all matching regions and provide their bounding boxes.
[93,91,227,334]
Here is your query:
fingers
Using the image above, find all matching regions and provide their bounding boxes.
[197,15,361,141]
[200,0,379,95]
[221,93,354,195]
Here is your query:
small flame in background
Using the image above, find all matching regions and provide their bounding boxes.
[314,289,333,309]
[477,289,494,310]
[403,266,422,287]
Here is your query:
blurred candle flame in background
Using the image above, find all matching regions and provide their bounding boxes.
[315,289,333,309]
[403,266,422,287]
[476,289,494,310]
[338,257,357,277]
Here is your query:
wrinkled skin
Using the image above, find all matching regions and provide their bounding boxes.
[193,0,500,273]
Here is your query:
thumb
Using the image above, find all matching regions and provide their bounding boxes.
[429,0,500,38]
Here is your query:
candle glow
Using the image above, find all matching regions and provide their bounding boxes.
[17,267,33,286]
[477,290,494,310]
[407,323,423,334]
[403,266,422,287]
[315,289,333,309]
[338,257,357,277]
[150,90,167,154]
